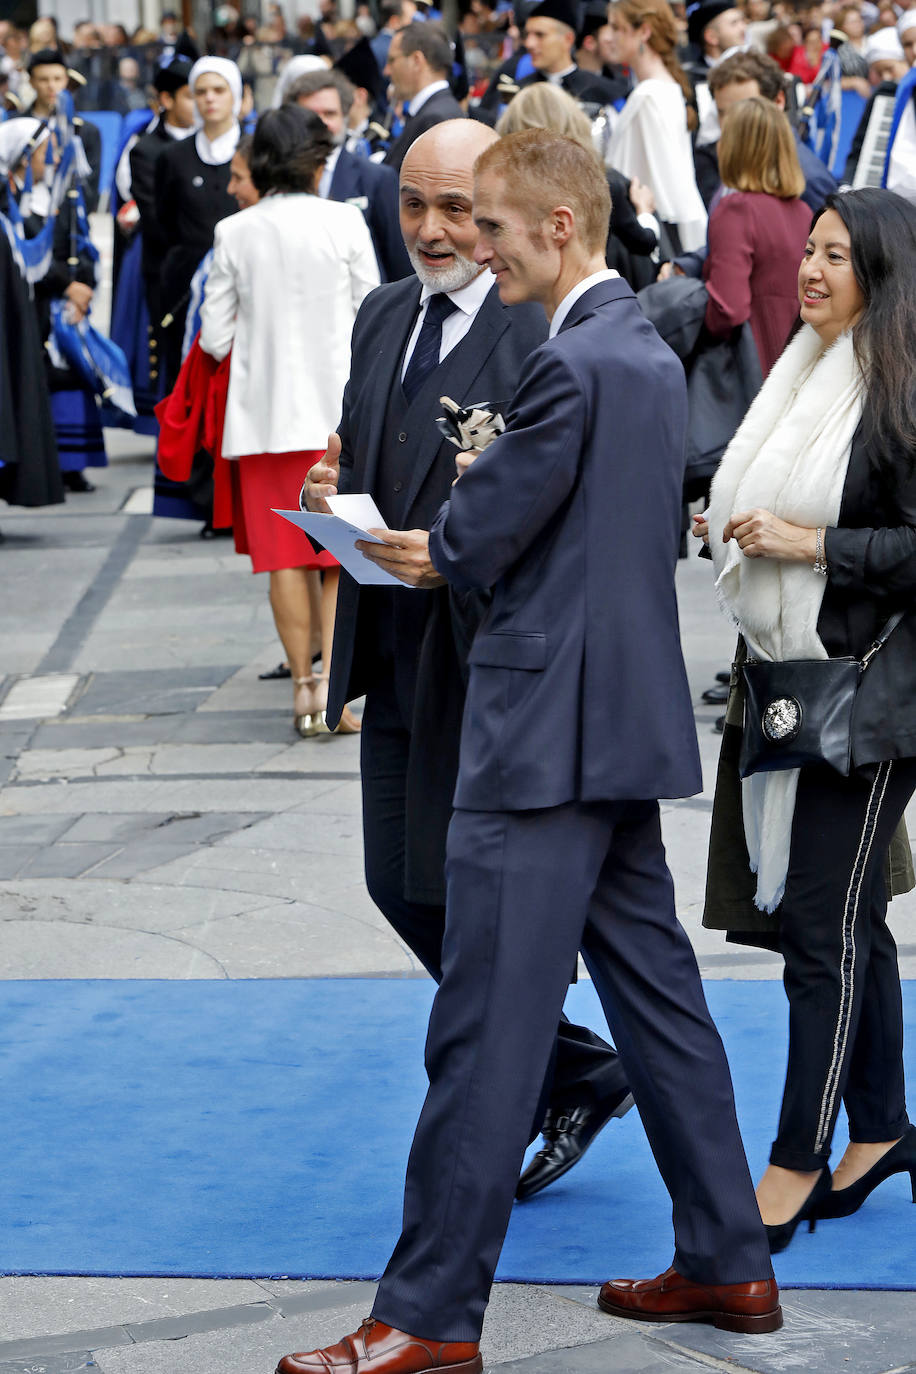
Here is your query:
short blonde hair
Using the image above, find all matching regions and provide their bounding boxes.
[717,96,805,199]
[475,127,610,256]
[496,83,597,159]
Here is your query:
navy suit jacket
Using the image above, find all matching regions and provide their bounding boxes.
[329,148,412,283]
[383,88,466,172]
[429,278,703,810]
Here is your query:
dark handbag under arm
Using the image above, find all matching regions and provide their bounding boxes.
[738,609,907,779]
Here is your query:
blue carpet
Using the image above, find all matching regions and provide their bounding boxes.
[1,979,914,1287]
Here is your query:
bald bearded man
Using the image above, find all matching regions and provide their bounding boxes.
[302,119,630,1199]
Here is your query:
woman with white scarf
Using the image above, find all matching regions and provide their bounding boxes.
[152,56,242,395]
[696,189,916,1253]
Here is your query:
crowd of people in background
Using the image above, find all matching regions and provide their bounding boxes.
[4,0,916,1365]
[4,0,916,677]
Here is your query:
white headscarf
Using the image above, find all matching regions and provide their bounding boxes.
[0,117,48,176]
[188,57,242,166]
[897,9,916,41]
[189,56,243,116]
[271,54,329,108]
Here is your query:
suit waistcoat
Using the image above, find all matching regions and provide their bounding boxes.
[375,328,462,528]
[371,341,453,678]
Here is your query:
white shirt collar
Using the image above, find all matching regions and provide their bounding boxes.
[419,266,494,316]
[195,121,240,166]
[164,119,194,140]
[549,269,620,339]
[407,78,449,116]
[546,64,577,83]
[318,144,342,197]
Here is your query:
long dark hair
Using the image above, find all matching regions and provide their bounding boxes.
[249,105,334,196]
[812,189,916,463]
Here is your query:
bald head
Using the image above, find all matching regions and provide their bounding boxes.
[401,117,498,182]
[399,120,498,292]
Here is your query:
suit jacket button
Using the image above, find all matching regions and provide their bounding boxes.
[398,431,407,442]
[394,481,403,492]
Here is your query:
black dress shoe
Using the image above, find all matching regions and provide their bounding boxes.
[701,684,729,704]
[62,470,95,492]
[715,671,731,685]
[259,662,293,680]
[516,1088,635,1201]
[714,715,725,734]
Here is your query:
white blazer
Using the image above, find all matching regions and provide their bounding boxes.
[200,192,380,457]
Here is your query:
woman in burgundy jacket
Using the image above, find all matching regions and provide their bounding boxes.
[703,98,812,377]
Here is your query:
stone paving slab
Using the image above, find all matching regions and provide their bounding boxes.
[0,920,227,978]
[0,1278,268,1345]
[58,814,270,845]
[165,905,414,977]
[0,1354,97,1373]
[15,844,123,879]
[31,721,187,751]
[86,843,202,880]
[73,672,239,720]
[0,779,346,817]
[0,877,279,930]
[82,1286,659,1374]
[0,848,43,879]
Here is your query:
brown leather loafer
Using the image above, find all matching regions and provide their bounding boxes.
[275,1318,482,1373]
[597,1266,783,1334]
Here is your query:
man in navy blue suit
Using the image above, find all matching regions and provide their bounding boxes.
[285,68,412,282]
[277,129,779,1374]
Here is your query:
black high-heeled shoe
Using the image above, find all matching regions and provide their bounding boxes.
[814,1125,916,1220]
[764,1166,833,1254]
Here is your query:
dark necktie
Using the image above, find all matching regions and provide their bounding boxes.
[402,293,459,403]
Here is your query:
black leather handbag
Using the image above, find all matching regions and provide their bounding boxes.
[739,611,905,779]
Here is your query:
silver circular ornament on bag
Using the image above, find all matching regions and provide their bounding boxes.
[762,697,802,743]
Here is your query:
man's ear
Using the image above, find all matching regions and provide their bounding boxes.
[550,205,575,246]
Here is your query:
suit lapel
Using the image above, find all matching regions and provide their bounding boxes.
[329,149,357,202]
[401,286,509,521]
[360,283,422,494]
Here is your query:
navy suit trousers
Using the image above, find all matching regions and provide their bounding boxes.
[360,673,628,1122]
[372,799,773,1341]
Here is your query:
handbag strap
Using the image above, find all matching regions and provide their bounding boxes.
[861,610,907,670]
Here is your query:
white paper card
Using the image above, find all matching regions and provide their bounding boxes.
[272,508,414,588]
[326,493,389,529]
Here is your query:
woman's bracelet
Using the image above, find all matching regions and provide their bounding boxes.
[813,526,828,576]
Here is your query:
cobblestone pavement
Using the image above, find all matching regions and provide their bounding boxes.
[1,435,914,1374]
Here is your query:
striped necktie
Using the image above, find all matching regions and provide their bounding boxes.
[402,293,459,403]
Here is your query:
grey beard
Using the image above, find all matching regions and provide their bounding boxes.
[407,244,483,292]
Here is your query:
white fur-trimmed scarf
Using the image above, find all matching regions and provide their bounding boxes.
[706,324,865,912]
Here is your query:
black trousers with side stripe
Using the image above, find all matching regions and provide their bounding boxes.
[771,756,916,1172]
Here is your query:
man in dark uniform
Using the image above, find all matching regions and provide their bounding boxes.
[301,118,631,1207]
[382,23,465,171]
[129,57,196,366]
[16,49,102,211]
[477,0,627,121]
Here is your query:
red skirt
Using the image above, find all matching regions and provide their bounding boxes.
[230,450,338,575]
